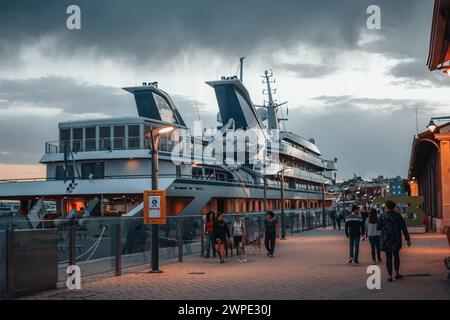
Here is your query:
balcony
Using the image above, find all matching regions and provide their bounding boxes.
[45,138,172,154]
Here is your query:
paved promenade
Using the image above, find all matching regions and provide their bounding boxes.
[23,228,450,300]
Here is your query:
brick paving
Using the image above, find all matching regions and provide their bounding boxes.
[23,228,450,300]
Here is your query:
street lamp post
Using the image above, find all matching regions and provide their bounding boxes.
[321,183,326,228]
[145,125,175,273]
[263,176,267,211]
[279,170,286,240]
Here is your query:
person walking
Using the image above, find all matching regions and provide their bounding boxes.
[377,200,411,282]
[336,211,342,230]
[366,208,382,264]
[232,214,246,255]
[213,213,230,264]
[345,205,365,264]
[204,211,216,258]
[263,211,278,257]
[330,210,337,230]
[361,206,369,241]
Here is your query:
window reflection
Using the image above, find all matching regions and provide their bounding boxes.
[152,93,176,123]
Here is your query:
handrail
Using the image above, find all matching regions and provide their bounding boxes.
[0,174,326,193]
[0,208,336,223]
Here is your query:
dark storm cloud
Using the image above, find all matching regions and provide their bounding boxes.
[291,94,442,178]
[311,95,438,114]
[0,77,135,116]
[275,63,338,79]
[0,76,208,118]
[0,0,433,66]
[387,59,449,88]
[0,76,210,163]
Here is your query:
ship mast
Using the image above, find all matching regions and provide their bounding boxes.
[261,70,287,130]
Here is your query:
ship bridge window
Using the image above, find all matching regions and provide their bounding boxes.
[128,125,140,149]
[59,129,70,151]
[152,93,176,123]
[235,90,259,129]
[113,126,125,150]
[85,127,96,151]
[72,128,83,152]
[100,126,111,151]
[82,162,104,179]
[60,129,70,142]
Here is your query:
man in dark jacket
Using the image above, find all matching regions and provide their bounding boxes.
[213,213,230,263]
[377,200,411,282]
[360,206,369,241]
[345,205,365,264]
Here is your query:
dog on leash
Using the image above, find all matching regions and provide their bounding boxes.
[250,232,262,255]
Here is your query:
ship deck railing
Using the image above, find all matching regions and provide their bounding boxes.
[0,173,328,193]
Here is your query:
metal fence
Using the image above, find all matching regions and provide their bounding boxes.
[0,209,333,284]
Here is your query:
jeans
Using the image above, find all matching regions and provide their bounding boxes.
[368,236,381,261]
[385,249,400,276]
[205,233,216,257]
[331,216,337,229]
[349,235,360,261]
[265,234,276,255]
[336,218,342,230]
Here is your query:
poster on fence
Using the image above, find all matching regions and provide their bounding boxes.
[143,190,167,225]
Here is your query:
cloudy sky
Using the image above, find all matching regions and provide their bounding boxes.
[0,0,449,179]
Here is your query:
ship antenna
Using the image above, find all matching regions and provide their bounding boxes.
[260,69,287,130]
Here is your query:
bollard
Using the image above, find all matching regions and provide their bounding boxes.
[115,221,122,276]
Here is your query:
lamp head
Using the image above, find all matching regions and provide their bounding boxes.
[427,119,437,133]
[145,125,176,138]
[157,126,175,135]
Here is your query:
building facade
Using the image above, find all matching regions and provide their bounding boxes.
[408,123,450,231]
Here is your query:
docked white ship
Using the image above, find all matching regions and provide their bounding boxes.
[0,70,337,222]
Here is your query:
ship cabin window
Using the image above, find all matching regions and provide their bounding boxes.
[81,162,105,179]
[215,172,226,181]
[72,128,83,152]
[205,168,214,180]
[85,127,96,151]
[100,126,111,150]
[113,126,125,150]
[192,167,203,178]
[59,129,70,151]
[143,125,172,152]
[55,165,74,181]
[128,125,140,149]
[60,129,70,143]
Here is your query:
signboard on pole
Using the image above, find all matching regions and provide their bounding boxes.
[143,190,166,224]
